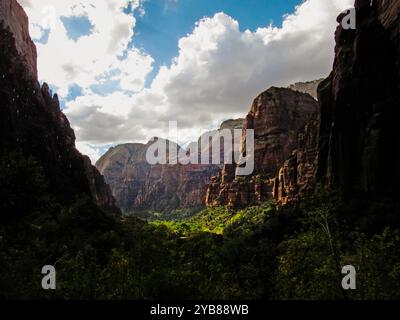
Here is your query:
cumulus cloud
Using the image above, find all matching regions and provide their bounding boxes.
[19,0,153,96]
[20,0,353,163]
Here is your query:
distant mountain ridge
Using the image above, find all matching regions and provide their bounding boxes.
[96,119,243,215]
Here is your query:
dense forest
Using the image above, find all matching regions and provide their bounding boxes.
[1,152,400,299]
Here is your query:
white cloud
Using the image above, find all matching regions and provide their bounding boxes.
[18,0,153,96]
[20,0,353,163]
[75,142,103,164]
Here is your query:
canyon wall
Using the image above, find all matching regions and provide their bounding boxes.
[0,0,36,78]
[0,0,119,215]
[316,0,400,199]
[206,87,319,208]
[273,0,400,205]
[96,120,243,214]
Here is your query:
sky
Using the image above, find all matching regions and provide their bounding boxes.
[18,0,353,163]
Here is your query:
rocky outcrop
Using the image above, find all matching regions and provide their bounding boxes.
[97,120,243,214]
[0,1,119,215]
[133,161,221,213]
[206,87,319,208]
[96,143,151,212]
[0,0,37,78]
[272,115,320,205]
[271,0,400,206]
[317,0,400,199]
[288,79,324,100]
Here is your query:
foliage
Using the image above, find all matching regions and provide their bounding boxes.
[1,153,400,299]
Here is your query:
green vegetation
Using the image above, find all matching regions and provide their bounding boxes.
[1,153,400,299]
[128,206,204,222]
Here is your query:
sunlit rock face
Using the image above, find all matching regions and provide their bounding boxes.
[206,87,319,208]
[0,0,119,215]
[0,0,37,78]
[272,114,320,205]
[317,0,400,199]
[96,120,243,214]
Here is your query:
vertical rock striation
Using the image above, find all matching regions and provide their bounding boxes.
[317,0,400,199]
[206,87,319,208]
[0,0,37,78]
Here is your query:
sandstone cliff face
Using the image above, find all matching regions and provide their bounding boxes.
[0,0,37,78]
[273,0,400,205]
[272,115,320,205]
[0,1,119,215]
[133,161,221,213]
[206,87,319,208]
[96,120,243,214]
[317,0,400,199]
[96,143,150,212]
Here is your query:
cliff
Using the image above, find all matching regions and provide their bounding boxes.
[272,114,320,205]
[317,0,400,199]
[96,120,243,214]
[288,79,323,100]
[0,0,36,78]
[205,87,319,208]
[272,0,400,205]
[0,0,119,215]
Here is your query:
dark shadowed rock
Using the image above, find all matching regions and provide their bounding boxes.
[317,0,400,199]
[0,1,119,215]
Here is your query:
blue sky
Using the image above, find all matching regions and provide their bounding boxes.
[22,0,353,161]
[56,0,302,105]
[132,0,301,86]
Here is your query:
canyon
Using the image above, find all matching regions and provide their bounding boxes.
[97,83,322,215]
[2,0,399,217]
[96,120,243,215]
[1,0,400,300]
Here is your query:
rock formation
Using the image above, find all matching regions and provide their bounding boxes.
[288,79,323,100]
[96,120,243,214]
[273,0,400,205]
[0,0,37,78]
[272,114,320,205]
[0,0,119,215]
[317,0,400,199]
[206,87,319,208]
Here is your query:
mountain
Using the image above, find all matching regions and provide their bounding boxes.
[317,0,400,198]
[206,87,319,208]
[271,0,400,205]
[0,0,119,215]
[288,79,323,99]
[96,119,243,215]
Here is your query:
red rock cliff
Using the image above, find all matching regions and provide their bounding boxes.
[0,0,37,78]
[96,119,243,214]
[206,87,319,208]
